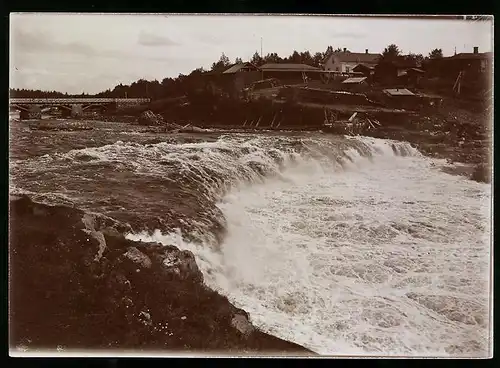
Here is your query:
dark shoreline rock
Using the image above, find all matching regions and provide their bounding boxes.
[470,162,491,183]
[9,195,313,355]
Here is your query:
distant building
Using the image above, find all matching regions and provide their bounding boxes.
[382,88,419,109]
[374,59,422,86]
[341,76,369,92]
[426,46,492,81]
[382,88,442,110]
[259,63,321,83]
[222,62,260,74]
[323,49,381,73]
[352,63,375,77]
[203,62,261,98]
[423,46,492,96]
[222,62,261,95]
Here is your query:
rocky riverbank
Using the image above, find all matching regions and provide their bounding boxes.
[9,195,313,355]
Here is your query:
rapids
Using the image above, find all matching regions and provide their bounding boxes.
[10,131,491,356]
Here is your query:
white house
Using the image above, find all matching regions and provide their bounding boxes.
[323,48,381,73]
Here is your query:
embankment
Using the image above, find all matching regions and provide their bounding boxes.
[9,195,313,355]
[134,96,491,181]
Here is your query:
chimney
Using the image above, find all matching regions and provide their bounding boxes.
[473,46,479,54]
[365,49,368,54]
[343,48,347,52]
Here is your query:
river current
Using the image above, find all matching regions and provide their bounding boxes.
[10,123,492,356]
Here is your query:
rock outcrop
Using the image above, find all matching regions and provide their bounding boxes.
[9,195,312,355]
[138,110,165,126]
[470,162,491,183]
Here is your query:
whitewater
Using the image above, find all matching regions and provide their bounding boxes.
[124,134,492,357]
[11,130,491,356]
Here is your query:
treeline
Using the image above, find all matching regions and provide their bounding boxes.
[10,44,444,100]
[9,89,94,98]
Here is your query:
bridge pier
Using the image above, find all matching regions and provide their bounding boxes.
[19,105,42,120]
[71,104,83,118]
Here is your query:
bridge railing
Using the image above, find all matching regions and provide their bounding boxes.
[9,98,151,104]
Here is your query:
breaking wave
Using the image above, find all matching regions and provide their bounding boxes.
[11,133,491,356]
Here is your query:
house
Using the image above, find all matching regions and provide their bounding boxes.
[222,62,260,74]
[423,46,492,96]
[323,49,381,73]
[352,63,377,84]
[399,68,426,87]
[352,63,375,77]
[222,62,261,94]
[202,62,261,98]
[259,63,321,83]
[374,59,421,86]
[425,47,492,81]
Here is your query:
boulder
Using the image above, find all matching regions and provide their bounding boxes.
[471,163,490,183]
[159,248,203,283]
[123,247,152,269]
[138,110,164,126]
[231,314,255,337]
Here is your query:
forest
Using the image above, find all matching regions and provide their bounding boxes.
[10,44,443,100]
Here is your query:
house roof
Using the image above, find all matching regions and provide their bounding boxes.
[259,63,320,72]
[327,52,381,64]
[353,63,375,70]
[445,52,492,60]
[223,62,259,74]
[342,77,367,84]
[383,88,415,97]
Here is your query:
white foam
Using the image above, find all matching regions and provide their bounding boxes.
[129,136,491,356]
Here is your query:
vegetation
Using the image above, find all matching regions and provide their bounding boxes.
[381,44,402,61]
[10,89,87,98]
[428,48,444,59]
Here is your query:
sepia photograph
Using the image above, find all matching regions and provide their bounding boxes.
[9,13,493,358]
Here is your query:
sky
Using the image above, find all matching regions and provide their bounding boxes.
[10,14,493,94]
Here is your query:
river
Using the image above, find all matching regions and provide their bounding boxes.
[10,120,492,356]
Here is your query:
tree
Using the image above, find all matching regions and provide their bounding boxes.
[263,52,282,64]
[190,67,206,75]
[428,48,443,59]
[312,52,324,67]
[211,53,231,72]
[289,50,301,64]
[404,53,425,66]
[381,44,401,61]
[250,51,264,66]
[300,51,313,65]
[234,57,243,64]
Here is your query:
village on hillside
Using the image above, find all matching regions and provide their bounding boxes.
[198,45,492,108]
